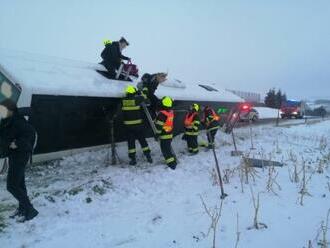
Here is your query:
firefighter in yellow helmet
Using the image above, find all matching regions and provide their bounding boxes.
[183,103,200,154]
[154,96,177,169]
[121,85,152,165]
[202,106,220,149]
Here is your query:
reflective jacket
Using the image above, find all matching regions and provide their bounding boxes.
[121,94,144,126]
[184,111,200,136]
[203,108,220,131]
[155,110,174,139]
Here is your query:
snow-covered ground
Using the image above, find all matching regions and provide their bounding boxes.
[1,121,330,248]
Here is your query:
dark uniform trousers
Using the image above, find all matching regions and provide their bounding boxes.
[126,125,150,159]
[186,135,198,153]
[160,138,176,169]
[7,152,32,211]
[103,61,117,78]
[207,127,218,148]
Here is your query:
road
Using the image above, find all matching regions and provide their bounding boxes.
[235,116,328,129]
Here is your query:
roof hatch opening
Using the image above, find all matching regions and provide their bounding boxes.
[198,84,218,92]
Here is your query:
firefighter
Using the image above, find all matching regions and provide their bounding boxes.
[100,37,131,78]
[140,73,167,117]
[0,99,38,222]
[202,106,220,149]
[155,96,177,170]
[183,103,200,154]
[121,85,152,165]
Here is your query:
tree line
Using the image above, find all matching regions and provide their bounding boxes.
[264,88,287,109]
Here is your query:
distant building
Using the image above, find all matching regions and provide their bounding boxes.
[226,89,261,103]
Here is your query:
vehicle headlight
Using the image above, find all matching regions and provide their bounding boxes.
[292,112,298,115]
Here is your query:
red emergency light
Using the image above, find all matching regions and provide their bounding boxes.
[240,103,251,110]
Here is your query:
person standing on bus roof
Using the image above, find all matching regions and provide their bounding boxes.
[100,37,131,78]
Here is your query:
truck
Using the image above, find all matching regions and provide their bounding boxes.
[280,100,305,119]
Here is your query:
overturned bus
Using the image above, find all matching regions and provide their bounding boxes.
[0,49,244,163]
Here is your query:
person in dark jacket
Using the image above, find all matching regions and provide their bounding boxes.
[155,96,177,170]
[202,106,220,149]
[100,37,131,78]
[140,72,167,116]
[121,85,152,165]
[183,103,200,154]
[0,99,38,222]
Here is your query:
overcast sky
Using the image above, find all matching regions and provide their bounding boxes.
[1,0,329,100]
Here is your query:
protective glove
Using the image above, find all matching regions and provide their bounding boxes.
[9,141,17,149]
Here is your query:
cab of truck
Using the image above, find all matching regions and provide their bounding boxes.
[280,100,305,119]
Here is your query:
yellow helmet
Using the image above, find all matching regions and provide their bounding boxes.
[125,85,137,94]
[103,39,112,45]
[192,103,200,111]
[162,96,173,108]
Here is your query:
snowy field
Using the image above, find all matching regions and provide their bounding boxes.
[0,120,330,248]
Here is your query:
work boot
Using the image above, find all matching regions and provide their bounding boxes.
[168,161,177,170]
[129,158,137,165]
[25,207,39,221]
[145,154,153,163]
[9,207,24,219]
[17,207,39,222]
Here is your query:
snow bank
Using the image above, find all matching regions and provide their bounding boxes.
[1,120,330,248]
[0,49,243,103]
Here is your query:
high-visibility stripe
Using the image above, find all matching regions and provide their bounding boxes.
[142,147,150,152]
[156,129,162,134]
[141,92,147,99]
[185,131,199,136]
[122,106,141,111]
[160,134,173,139]
[156,120,165,125]
[166,157,175,164]
[124,119,142,125]
[128,149,136,154]
[207,126,219,131]
[192,148,199,152]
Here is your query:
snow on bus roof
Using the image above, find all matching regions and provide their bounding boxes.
[0,49,243,102]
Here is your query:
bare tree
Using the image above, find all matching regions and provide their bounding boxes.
[223,166,238,184]
[241,156,259,185]
[287,150,300,183]
[200,195,224,248]
[315,209,330,248]
[298,158,313,206]
[308,240,313,248]
[247,186,267,230]
[266,166,282,196]
[234,213,241,248]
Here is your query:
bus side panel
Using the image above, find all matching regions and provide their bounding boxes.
[30,95,122,154]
